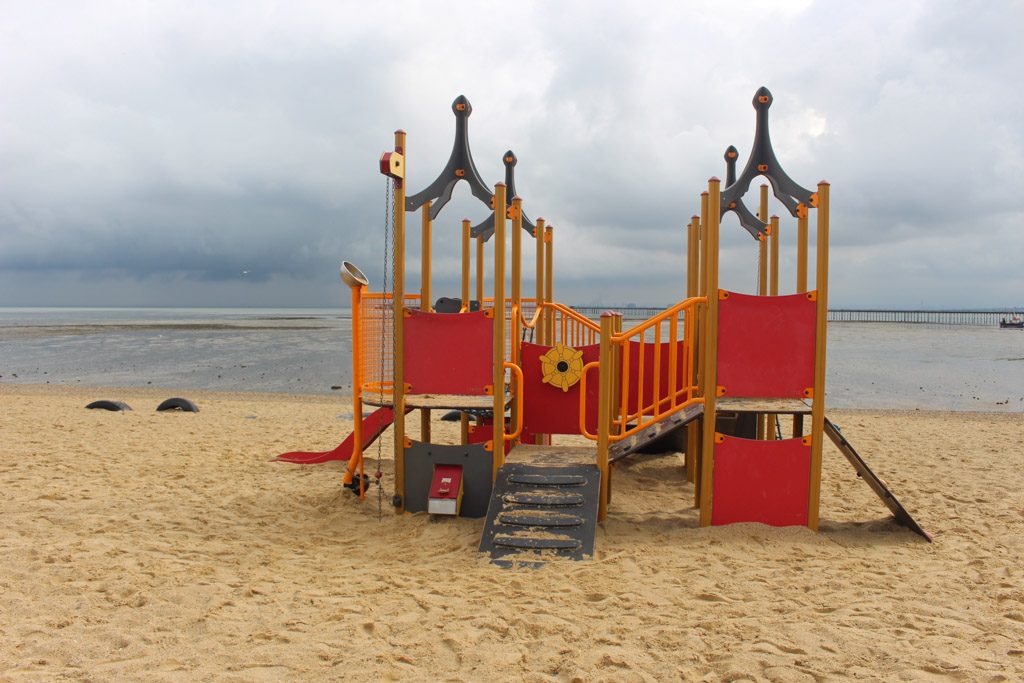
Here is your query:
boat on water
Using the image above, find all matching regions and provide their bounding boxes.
[999,313,1024,329]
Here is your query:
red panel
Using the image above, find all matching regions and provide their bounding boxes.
[717,291,816,398]
[429,465,463,500]
[521,342,600,435]
[624,341,688,416]
[711,435,811,527]
[404,309,492,395]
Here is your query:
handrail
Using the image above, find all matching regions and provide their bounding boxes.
[522,301,601,332]
[616,296,707,341]
[502,362,523,442]
[578,297,706,444]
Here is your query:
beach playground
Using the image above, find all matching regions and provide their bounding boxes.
[2,87,1023,682]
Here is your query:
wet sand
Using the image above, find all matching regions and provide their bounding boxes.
[1,383,1022,681]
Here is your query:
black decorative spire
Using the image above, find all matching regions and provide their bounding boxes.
[405,95,492,219]
[470,150,537,240]
[720,87,815,228]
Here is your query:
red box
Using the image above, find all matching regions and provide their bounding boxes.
[428,464,463,515]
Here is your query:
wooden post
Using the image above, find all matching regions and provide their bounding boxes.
[769,215,779,297]
[698,178,722,527]
[544,225,554,344]
[758,184,769,297]
[421,202,431,311]
[698,192,708,297]
[511,197,523,365]
[687,216,699,300]
[392,130,407,512]
[461,219,471,311]
[476,235,485,308]
[492,183,507,480]
[794,206,809,438]
[796,208,809,294]
[535,218,546,344]
[597,312,615,521]
[807,182,830,531]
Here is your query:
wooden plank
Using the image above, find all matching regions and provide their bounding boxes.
[364,393,511,410]
[506,444,596,467]
[716,397,811,414]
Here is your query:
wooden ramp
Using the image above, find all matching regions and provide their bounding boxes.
[609,402,704,463]
[479,445,601,566]
[824,418,931,541]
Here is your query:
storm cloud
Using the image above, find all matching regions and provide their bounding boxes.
[1,0,1022,308]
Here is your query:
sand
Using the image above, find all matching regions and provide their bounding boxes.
[1,383,1022,682]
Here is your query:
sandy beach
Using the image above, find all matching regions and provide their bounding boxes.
[1,382,1022,681]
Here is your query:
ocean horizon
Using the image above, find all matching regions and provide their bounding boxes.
[1,306,1022,412]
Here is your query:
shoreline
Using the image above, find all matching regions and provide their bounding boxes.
[3,381,1022,416]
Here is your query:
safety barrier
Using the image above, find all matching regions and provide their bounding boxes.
[579,297,706,442]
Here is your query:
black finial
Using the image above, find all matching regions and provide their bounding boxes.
[452,95,473,117]
[753,86,772,109]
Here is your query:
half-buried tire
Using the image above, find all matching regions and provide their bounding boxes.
[156,397,199,413]
[85,400,132,412]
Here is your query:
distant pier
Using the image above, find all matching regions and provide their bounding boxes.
[570,306,1012,327]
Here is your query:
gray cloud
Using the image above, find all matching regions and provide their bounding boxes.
[1,0,1022,309]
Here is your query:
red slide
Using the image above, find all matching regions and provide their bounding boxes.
[273,406,401,464]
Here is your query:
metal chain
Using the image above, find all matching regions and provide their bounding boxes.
[376,176,392,521]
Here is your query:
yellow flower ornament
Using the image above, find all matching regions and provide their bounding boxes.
[540,343,584,392]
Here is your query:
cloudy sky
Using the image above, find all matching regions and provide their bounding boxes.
[2,0,1022,309]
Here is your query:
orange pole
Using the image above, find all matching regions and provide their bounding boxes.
[808,182,830,531]
[421,202,431,311]
[392,129,407,512]
[698,178,721,527]
[544,226,554,343]
[492,183,507,479]
[344,282,365,493]
[461,219,471,311]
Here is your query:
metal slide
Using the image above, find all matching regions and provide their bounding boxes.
[824,418,931,541]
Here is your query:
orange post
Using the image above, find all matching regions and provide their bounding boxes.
[535,218,546,345]
[461,219,471,311]
[391,130,407,512]
[797,208,808,294]
[342,272,367,495]
[476,235,485,309]
[421,202,431,311]
[492,183,507,479]
[808,182,830,530]
[596,312,615,521]
[511,196,523,365]
[544,226,554,343]
[698,178,722,527]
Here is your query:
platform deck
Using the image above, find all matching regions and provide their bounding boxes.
[506,444,596,467]
[363,393,511,410]
[716,397,811,414]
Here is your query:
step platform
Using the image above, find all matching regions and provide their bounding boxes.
[479,461,601,566]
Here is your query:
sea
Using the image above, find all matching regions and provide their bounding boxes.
[1,307,1022,412]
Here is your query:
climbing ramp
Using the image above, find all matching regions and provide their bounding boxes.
[479,447,601,564]
[824,419,931,541]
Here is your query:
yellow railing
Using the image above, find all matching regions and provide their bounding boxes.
[579,297,706,442]
[522,301,601,347]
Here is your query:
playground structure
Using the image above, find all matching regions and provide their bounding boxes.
[277,89,929,559]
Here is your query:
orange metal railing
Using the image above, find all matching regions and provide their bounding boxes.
[579,297,706,441]
[522,301,601,347]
